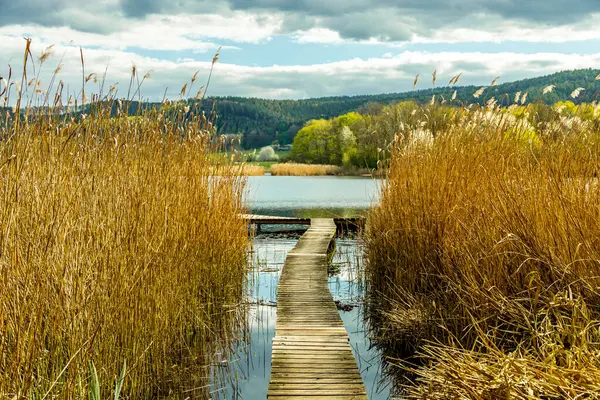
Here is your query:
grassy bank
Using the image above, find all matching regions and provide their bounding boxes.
[240,162,371,176]
[247,160,279,170]
[271,163,344,176]
[366,106,600,397]
[1,43,248,398]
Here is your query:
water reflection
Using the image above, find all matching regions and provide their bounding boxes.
[212,231,392,399]
[212,305,276,399]
[329,238,393,399]
[245,176,380,218]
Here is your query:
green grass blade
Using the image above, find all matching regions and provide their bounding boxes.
[88,361,100,400]
[114,360,126,400]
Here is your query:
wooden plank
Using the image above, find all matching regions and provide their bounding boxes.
[270,378,364,383]
[273,349,354,354]
[272,354,355,359]
[268,390,367,396]
[269,384,366,390]
[269,395,368,400]
[268,218,366,399]
[273,344,350,349]
[269,397,367,400]
[272,361,359,366]
[271,368,362,374]
[271,374,363,379]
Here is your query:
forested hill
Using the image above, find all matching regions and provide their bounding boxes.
[196,94,408,148]
[197,68,600,148]
[7,69,600,148]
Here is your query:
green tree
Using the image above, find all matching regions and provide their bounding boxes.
[291,119,333,163]
[291,112,364,165]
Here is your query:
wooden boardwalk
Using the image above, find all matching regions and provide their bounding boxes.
[267,218,367,399]
[241,214,311,226]
[241,214,365,232]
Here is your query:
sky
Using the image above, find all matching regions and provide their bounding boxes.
[2,0,600,103]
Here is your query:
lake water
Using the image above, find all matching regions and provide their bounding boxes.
[245,176,381,218]
[210,176,392,399]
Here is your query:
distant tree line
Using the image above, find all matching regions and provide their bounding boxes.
[291,96,600,169]
[208,69,600,149]
[5,69,600,148]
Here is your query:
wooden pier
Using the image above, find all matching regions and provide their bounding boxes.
[267,218,367,399]
[241,214,365,232]
[241,214,311,226]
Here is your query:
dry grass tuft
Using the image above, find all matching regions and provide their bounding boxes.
[241,164,266,175]
[271,163,343,176]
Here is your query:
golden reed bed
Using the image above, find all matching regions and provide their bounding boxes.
[366,106,600,398]
[1,40,248,399]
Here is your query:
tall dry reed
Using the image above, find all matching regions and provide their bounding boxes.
[366,107,600,398]
[0,41,248,398]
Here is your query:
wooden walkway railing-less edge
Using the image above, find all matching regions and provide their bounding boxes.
[267,218,368,399]
[241,214,365,233]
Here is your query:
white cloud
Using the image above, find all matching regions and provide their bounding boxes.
[4,0,600,47]
[2,38,600,104]
[3,5,600,56]
[292,28,344,44]
[290,14,600,45]
[412,15,600,44]
[0,12,279,56]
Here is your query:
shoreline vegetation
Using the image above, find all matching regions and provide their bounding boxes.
[240,162,373,176]
[1,41,248,398]
[239,99,600,180]
[237,145,375,176]
[366,95,600,397]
